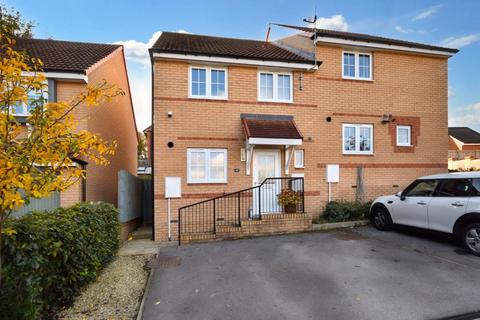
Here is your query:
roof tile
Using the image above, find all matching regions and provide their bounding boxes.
[14,38,121,73]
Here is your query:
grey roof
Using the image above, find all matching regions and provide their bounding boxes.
[150,32,315,64]
[449,127,480,144]
[14,38,121,74]
[274,24,459,54]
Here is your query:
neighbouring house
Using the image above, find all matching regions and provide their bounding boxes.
[149,27,458,243]
[13,38,138,208]
[448,127,480,171]
[449,127,480,159]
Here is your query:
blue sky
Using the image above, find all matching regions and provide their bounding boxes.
[5,0,480,131]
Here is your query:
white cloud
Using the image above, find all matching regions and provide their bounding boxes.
[176,29,190,34]
[311,15,349,31]
[114,31,162,65]
[449,102,480,127]
[441,34,480,48]
[115,30,190,130]
[413,5,442,21]
[448,85,454,98]
[395,25,408,34]
[394,25,428,35]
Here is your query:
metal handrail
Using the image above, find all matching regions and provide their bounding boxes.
[178,177,304,244]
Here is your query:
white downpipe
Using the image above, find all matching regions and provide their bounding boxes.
[167,198,171,241]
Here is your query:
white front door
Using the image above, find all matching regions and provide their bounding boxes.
[253,150,281,215]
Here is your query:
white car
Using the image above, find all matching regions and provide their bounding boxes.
[370,172,480,256]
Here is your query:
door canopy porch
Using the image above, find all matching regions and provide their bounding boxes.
[241,114,303,175]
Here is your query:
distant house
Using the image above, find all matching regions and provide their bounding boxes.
[14,38,138,207]
[449,127,480,159]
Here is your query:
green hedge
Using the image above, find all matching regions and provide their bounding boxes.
[323,201,372,223]
[0,202,119,319]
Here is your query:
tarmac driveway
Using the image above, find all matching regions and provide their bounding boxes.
[142,227,480,320]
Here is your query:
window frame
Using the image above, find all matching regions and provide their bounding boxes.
[342,51,373,81]
[257,71,293,103]
[11,87,48,116]
[342,123,374,155]
[396,125,412,146]
[294,149,304,168]
[188,66,228,100]
[187,148,228,183]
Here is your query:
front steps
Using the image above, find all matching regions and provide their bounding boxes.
[180,213,312,244]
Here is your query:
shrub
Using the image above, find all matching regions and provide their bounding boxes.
[0,202,119,319]
[323,201,372,223]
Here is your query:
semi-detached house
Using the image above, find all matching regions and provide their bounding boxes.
[149,26,458,243]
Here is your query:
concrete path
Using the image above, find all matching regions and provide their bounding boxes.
[142,227,480,320]
[118,239,176,256]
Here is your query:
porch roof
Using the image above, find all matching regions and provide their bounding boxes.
[241,114,303,144]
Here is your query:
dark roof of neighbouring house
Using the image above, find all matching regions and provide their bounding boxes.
[274,24,459,54]
[13,38,121,74]
[449,127,480,144]
[241,114,303,139]
[150,32,315,64]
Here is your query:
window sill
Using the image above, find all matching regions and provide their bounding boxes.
[258,99,293,104]
[187,182,228,186]
[342,153,374,156]
[341,77,374,82]
[188,96,228,101]
[397,144,413,147]
[294,166,305,169]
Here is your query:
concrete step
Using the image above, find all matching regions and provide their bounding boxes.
[131,224,153,240]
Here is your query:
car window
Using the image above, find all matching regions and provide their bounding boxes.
[405,180,438,197]
[435,179,471,197]
[471,178,480,196]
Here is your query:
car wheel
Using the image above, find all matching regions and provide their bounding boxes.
[371,206,392,231]
[462,223,480,257]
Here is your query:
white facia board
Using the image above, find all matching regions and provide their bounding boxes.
[326,165,340,183]
[165,177,181,198]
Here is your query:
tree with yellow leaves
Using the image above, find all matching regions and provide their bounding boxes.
[0,34,124,286]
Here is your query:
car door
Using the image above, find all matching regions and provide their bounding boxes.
[392,179,439,229]
[427,178,470,233]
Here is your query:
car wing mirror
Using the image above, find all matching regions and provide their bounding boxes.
[396,191,406,200]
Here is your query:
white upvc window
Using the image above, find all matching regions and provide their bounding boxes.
[189,66,228,99]
[342,124,374,155]
[342,51,372,80]
[397,125,412,146]
[187,148,228,183]
[11,89,48,116]
[294,149,304,168]
[258,71,293,102]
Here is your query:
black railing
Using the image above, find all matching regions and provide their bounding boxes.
[178,177,304,244]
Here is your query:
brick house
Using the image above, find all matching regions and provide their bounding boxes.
[149,27,457,242]
[14,38,138,207]
[449,127,480,160]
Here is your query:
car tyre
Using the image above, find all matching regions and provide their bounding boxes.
[371,206,392,231]
[462,223,480,257]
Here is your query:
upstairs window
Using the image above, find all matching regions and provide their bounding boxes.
[343,124,373,154]
[343,51,372,80]
[397,125,412,146]
[189,66,227,99]
[258,71,292,102]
